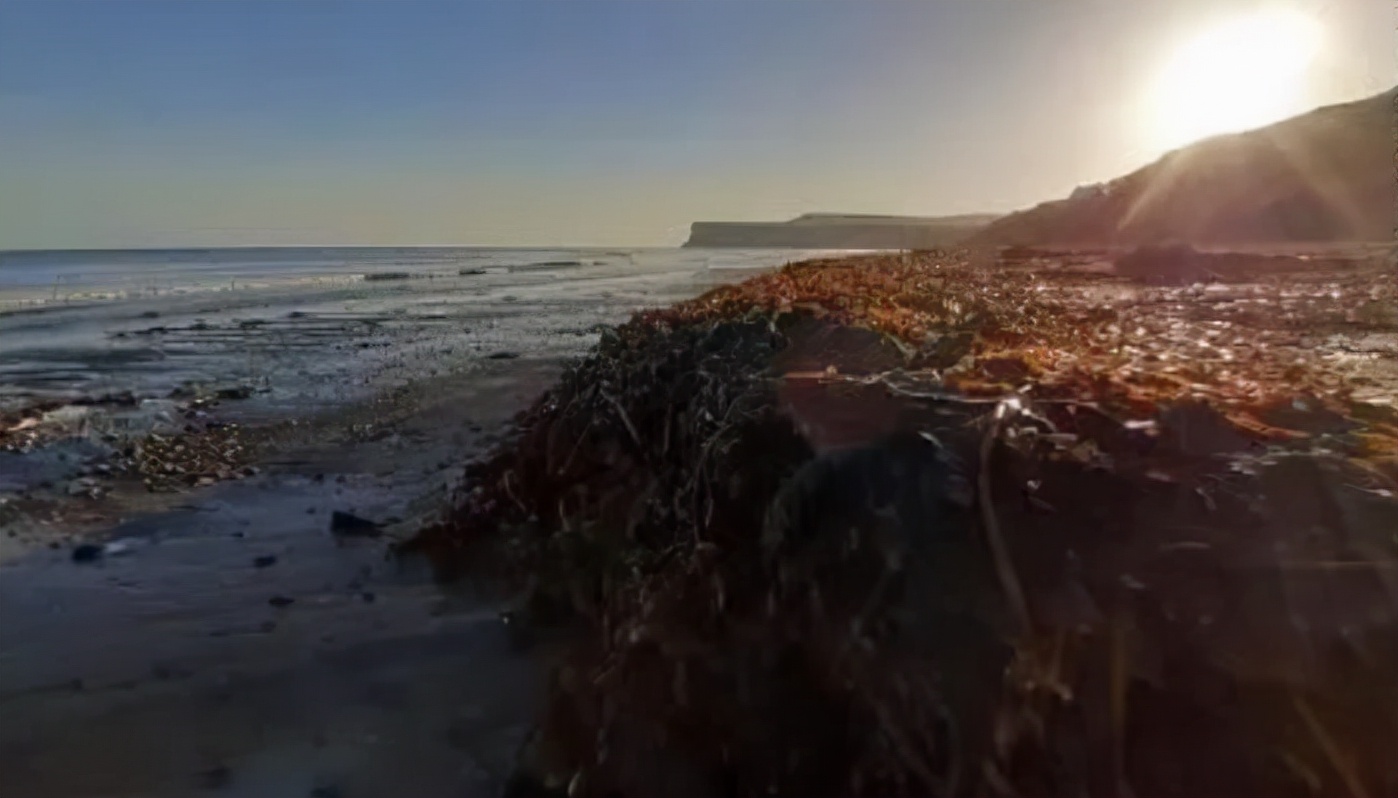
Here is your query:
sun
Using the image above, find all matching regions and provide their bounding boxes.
[1146,8,1322,152]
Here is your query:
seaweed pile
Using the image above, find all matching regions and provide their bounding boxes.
[412,251,1398,797]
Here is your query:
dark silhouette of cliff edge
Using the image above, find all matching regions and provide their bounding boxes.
[972,87,1396,246]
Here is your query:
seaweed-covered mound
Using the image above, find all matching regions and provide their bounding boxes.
[411,252,1398,798]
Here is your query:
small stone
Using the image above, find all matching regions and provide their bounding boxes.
[487,351,520,360]
[253,554,278,568]
[71,544,103,563]
[268,595,295,608]
[330,511,381,538]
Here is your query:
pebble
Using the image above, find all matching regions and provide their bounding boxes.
[253,554,278,568]
[71,544,103,563]
[330,511,381,538]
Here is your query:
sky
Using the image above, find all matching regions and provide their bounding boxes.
[0,0,1391,249]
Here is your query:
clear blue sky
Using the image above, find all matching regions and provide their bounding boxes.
[0,0,1390,248]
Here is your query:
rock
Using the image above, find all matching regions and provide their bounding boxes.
[252,554,278,568]
[216,385,254,401]
[488,351,521,360]
[309,785,343,798]
[71,544,103,563]
[268,595,295,608]
[1114,242,1215,285]
[330,511,382,538]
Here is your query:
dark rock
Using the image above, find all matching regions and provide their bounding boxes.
[252,554,278,568]
[140,310,161,319]
[1114,242,1215,285]
[309,785,343,798]
[488,351,521,360]
[71,544,103,563]
[330,511,382,538]
[215,385,254,401]
[268,595,295,608]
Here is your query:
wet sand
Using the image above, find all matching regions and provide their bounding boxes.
[0,250,814,797]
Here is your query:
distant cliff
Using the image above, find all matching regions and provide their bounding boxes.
[683,213,998,249]
[971,87,1398,247]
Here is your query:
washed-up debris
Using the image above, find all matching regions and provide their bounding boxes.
[125,423,264,493]
[103,539,137,557]
[413,251,1398,797]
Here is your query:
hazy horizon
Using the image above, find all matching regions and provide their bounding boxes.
[1,0,1390,250]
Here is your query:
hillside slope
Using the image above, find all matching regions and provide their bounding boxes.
[684,213,998,249]
[973,87,1396,246]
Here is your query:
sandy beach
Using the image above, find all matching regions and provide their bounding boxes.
[0,248,825,797]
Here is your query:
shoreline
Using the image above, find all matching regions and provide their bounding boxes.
[0,248,819,797]
[3,247,1396,796]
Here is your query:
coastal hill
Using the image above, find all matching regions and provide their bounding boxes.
[683,212,998,249]
[972,86,1397,246]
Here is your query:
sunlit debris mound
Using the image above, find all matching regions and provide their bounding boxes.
[409,252,1398,798]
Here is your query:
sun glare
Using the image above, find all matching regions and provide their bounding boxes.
[1146,8,1322,152]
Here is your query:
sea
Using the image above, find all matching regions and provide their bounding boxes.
[0,247,841,412]
[0,247,827,306]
